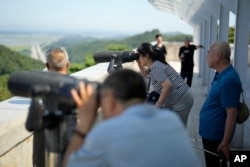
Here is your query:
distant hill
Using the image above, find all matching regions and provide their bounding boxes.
[119,29,161,48]
[0,45,45,101]
[44,29,193,63]
[0,45,44,75]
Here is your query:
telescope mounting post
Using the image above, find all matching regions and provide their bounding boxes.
[107,53,123,73]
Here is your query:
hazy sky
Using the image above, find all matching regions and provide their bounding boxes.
[0,0,235,35]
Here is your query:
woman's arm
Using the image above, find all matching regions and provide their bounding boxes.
[156,80,172,107]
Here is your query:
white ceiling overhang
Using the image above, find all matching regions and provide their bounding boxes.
[148,0,236,27]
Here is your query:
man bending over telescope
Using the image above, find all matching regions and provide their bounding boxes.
[63,69,200,167]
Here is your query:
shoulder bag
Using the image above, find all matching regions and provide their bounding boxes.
[237,90,249,124]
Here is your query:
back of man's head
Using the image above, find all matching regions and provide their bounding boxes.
[102,69,146,104]
[214,41,231,61]
[46,47,69,74]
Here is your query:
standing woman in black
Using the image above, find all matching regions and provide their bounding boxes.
[154,34,167,58]
[137,43,194,126]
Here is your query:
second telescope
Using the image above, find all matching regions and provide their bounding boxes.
[93,51,139,63]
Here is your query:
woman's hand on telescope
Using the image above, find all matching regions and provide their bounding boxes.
[71,82,98,134]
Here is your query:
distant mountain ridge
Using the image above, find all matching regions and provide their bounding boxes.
[0,29,188,38]
[44,29,192,63]
[164,31,184,36]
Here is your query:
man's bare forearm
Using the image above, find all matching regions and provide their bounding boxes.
[62,134,85,167]
[222,108,237,144]
[217,108,237,160]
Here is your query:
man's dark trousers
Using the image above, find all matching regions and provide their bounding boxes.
[202,138,227,167]
[180,62,194,87]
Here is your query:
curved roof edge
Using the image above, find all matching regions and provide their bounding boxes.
[148,0,236,27]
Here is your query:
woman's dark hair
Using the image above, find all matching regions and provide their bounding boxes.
[137,42,167,64]
[155,34,162,39]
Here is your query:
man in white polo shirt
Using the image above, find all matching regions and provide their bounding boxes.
[63,69,200,167]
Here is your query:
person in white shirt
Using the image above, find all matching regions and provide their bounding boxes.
[63,69,200,167]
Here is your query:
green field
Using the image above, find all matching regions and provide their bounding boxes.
[9,45,30,51]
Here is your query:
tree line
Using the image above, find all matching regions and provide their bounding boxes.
[44,29,193,64]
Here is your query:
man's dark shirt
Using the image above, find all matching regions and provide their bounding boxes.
[179,45,197,65]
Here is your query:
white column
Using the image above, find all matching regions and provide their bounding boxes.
[197,25,202,77]
[231,0,250,148]
[193,27,200,75]
[199,22,205,78]
[210,15,218,50]
[207,15,217,91]
[219,4,229,41]
[202,19,210,86]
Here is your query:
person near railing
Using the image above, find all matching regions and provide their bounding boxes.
[45,47,70,75]
[63,69,200,167]
[33,47,72,167]
[137,42,193,126]
[199,41,242,167]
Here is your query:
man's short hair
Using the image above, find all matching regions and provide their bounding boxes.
[101,69,146,103]
[214,41,231,61]
[46,47,69,69]
[155,34,162,39]
[184,37,190,42]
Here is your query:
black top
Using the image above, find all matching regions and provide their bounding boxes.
[154,44,167,57]
[179,45,197,65]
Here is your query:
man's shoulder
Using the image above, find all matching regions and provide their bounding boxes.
[84,107,185,152]
[88,107,182,137]
[180,46,185,49]
[85,112,136,142]
[87,116,123,137]
[223,66,241,82]
[189,45,197,49]
[217,66,242,95]
[83,117,124,148]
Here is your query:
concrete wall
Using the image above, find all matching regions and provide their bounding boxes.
[0,135,33,167]
[165,42,183,62]
[0,97,33,167]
